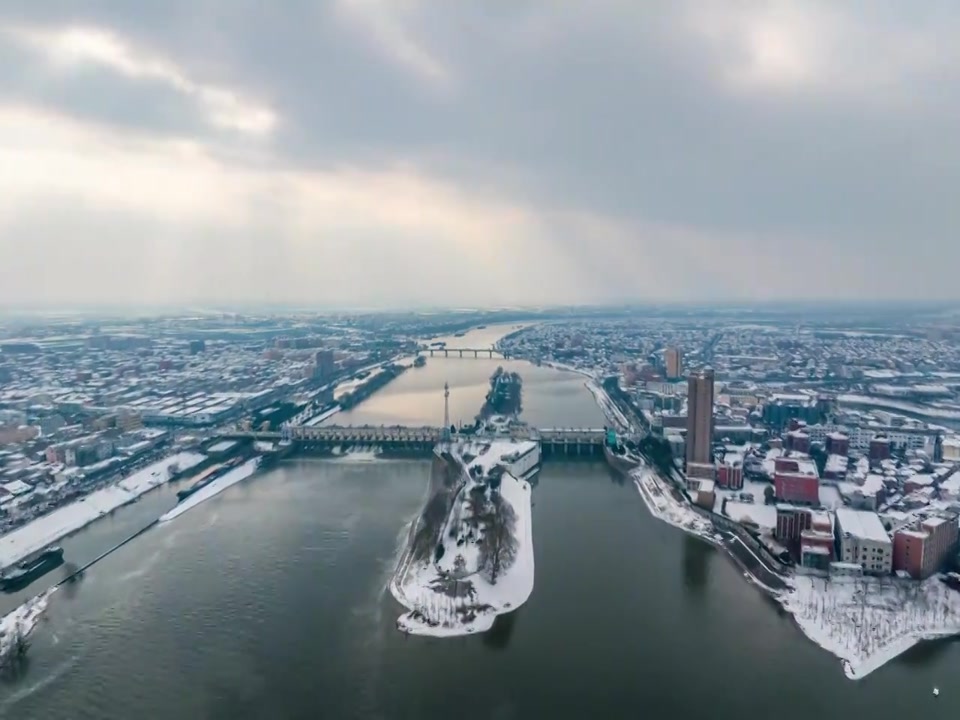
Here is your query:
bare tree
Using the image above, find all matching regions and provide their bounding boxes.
[481,495,519,584]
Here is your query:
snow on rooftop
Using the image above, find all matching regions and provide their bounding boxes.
[818,485,843,510]
[836,508,890,544]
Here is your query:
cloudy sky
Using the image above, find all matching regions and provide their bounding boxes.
[0,1,957,308]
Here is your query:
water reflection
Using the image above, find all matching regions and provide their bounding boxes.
[483,610,519,651]
[682,535,710,598]
[897,636,957,668]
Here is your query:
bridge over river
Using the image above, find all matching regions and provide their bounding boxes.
[419,347,508,359]
[221,424,608,457]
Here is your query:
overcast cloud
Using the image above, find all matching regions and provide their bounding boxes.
[0,1,957,308]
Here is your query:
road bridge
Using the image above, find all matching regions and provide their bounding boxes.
[420,347,508,359]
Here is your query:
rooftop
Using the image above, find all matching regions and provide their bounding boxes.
[836,508,891,545]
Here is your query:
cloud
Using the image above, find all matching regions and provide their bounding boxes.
[332,0,452,89]
[4,24,277,135]
[0,1,958,307]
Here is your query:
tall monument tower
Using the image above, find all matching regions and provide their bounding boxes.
[442,382,451,442]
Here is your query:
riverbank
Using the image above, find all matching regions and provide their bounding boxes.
[159,457,261,523]
[0,452,206,571]
[631,459,960,680]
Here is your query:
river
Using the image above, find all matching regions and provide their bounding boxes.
[1,326,959,718]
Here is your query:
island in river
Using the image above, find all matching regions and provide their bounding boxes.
[390,439,536,636]
[479,367,523,419]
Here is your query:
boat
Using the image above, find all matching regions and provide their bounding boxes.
[933,687,940,697]
[0,547,65,592]
[176,461,239,502]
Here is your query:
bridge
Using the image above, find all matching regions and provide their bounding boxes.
[220,424,606,457]
[419,347,508,359]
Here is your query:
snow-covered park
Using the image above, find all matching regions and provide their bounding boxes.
[0,451,206,569]
[781,574,960,679]
[390,440,535,636]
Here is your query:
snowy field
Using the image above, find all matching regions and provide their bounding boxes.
[391,441,535,636]
[159,457,261,523]
[780,574,960,679]
[0,452,206,569]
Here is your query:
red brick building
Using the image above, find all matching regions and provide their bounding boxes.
[893,514,959,579]
[785,430,811,454]
[826,432,850,456]
[716,457,744,490]
[774,457,820,505]
[776,505,812,543]
[869,437,891,462]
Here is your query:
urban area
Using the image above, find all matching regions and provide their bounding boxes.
[3,305,960,680]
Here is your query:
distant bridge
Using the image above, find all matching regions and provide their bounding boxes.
[419,347,508,359]
[221,424,606,457]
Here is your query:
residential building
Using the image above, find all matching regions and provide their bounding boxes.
[835,508,893,575]
[892,514,959,579]
[774,457,820,505]
[776,505,811,543]
[665,347,683,380]
[825,432,850,456]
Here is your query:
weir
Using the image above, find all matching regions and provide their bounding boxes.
[219,425,607,459]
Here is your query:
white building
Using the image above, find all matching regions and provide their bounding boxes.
[499,441,540,480]
[943,435,960,462]
[835,508,893,575]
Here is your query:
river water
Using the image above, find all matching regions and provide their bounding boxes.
[1,326,959,718]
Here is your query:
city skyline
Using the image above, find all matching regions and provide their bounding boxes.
[2,1,959,307]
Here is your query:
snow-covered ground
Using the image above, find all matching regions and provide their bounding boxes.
[781,574,960,679]
[159,457,261,523]
[0,588,56,664]
[724,502,777,530]
[632,461,960,680]
[304,405,341,426]
[632,466,715,541]
[540,360,594,379]
[585,380,631,431]
[0,452,206,569]
[391,440,535,636]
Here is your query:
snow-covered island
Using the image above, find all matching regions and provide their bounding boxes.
[390,439,537,636]
[633,461,960,680]
[0,588,56,668]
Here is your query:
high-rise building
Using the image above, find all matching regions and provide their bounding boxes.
[314,349,336,378]
[685,368,715,473]
[665,347,683,380]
